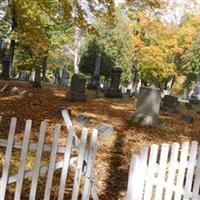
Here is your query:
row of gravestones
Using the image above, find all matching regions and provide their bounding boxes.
[0,84,29,98]
[67,67,123,101]
[131,86,197,127]
[17,68,68,86]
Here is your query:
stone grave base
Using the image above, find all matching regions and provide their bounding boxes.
[67,91,87,102]
[130,113,162,127]
[189,98,200,105]
[104,88,122,98]
[87,83,98,90]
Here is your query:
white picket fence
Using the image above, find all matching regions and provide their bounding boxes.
[0,110,99,200]
[126,141,200,200]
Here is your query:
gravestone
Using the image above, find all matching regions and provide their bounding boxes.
[10,86,19,95]
[181,115,193,124]
[76,113,90,125]
[95,122,113,137]
[60,67,68,86]
[19,90,29,98]
[189,72,200,104]
[182,88,190,100]
[104,67,122,98]
[18,70,29,81]
[87,53,102,90]
[67,74,87,102]
[162,95,179,113]
[131,86,162,126]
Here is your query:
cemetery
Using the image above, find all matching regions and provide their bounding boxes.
[1,0,200,200]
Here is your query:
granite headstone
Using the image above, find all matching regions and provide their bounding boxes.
[67,74,87,102]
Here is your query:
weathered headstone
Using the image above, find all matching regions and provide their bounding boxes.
[60,67,68,86]
[19,90,29,98]
[104,67,122,98]
[18,70,29,81]
[182,88,190,100]
[162,95,179,113]
[181,114,193,124]
[10,86,19,95]
[67,74,87,102]
[131,86,162,126]
[76,113,90,125]
[189,72,200,104]
[87,53,102,90]
[95,122,113,137]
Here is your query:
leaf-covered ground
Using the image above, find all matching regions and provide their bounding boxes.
[0,80,200,200]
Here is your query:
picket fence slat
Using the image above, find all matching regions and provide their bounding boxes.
[143,144,158,200]
[155,144,169,200]
[0,110,99,200]
[183,141,198,200]
[72,127,88,200]
[29,121,47,200]
[164,142,180,200]
[126,155,140,200]
[138,146,149,200]
[193,152,200,198]
[44,124,61,200]
[14,119,32,200]
[58,125,74,200]
[82,129,98,200]
[127,141,200,200]
[174,142,189,200]
[0,117,17,200]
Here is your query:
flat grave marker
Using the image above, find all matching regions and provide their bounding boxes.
[95,122,113,137]
[76,113,90,126]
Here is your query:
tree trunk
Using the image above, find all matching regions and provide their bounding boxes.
[6,0,17,78]
[0,59,10,80]
[32,66,41,88]
[42,56,48,82]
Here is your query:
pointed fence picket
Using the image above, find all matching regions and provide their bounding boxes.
[126,141,200,200]
[0,110,99,200]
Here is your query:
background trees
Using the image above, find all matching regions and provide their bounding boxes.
[1,0,200,93]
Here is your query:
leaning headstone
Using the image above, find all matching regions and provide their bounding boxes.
[67,74,87,102]
[76,113,90,126]
[60,67,68,86]
[95,122,113,137]
[131,86,162,126]
[19,90,29,98]
[10,87,19,95]
[162,95,179,113]
[104,67,122,98]
[55,107,72,118]
[181,115,193,124]
[1,83,9,92]
[18,70,29,81]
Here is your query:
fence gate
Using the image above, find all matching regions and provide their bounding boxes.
[0,110,99,200]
